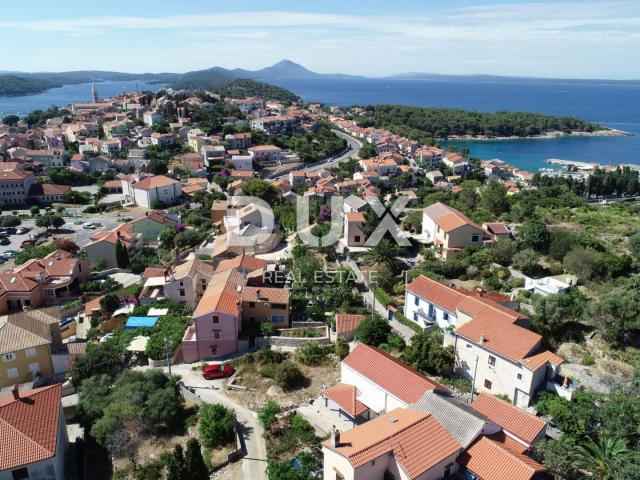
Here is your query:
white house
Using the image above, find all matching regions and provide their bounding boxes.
[404,275,565,407]
[143,110,161,126]
[123,175,182,208]
[230,155,253,172]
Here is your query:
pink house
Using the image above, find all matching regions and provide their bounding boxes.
[182,269,244,362]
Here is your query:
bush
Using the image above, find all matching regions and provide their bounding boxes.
[483,276,502,291]
[260,322,277,337]
[335,337,349,359]
[295,343,325,365]
[354,315,391,347]
[581,353,596,366]
[199,404,236,448]
[274,361,306,391]
[258,400,280,431]
[386,332,406,352]
[373,287,393,307]
[393,312,422,334]
[259,363,276,378]
[174,229,204,249]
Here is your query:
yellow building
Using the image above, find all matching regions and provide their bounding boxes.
[0,317,54,389]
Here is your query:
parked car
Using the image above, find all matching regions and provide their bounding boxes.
[0,238,9,246]
[33,231,46,239]
[202,363,235,380]
[20,239,37,248]
[82,222,96,230]
[2,250,17,259]
[3,227,16,235]
[16,227,30,235]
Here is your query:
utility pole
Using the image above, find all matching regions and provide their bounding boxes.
[164,337,172,377]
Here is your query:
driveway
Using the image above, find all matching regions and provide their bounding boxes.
[168,364,268,480]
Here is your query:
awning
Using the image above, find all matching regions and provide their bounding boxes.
[147,307,169,316]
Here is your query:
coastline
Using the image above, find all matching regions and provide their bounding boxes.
[443,128,633,142]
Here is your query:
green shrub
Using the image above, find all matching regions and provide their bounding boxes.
[335,337,349,359]
[373,287,393,307]
[274,361,306,391]
[260,322,277,336]
[259,363,276,378]
[581,353,596,367]
[393,312,422,334]
[296,343,325,365]
[258,400,280,431]
[199,403,236,448]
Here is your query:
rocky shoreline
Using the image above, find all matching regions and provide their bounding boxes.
[444,128,633,142]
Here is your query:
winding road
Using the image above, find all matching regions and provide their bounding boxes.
[273,129,362,180]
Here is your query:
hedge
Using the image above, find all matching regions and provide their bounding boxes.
[373,287,394,307]
[393,312,422,334]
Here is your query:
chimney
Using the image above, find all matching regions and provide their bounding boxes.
[475,288,484,297]
[330,426,340,448]
[256,289,261,300]
[11,384,19,400]
[479,334,485,345]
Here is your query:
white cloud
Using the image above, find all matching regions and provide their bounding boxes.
[0,2,638,77]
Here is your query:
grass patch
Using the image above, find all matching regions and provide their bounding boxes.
[373,287,394,307]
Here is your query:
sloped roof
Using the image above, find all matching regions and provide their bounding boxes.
[471,394,547,445]
[172,258,215,280]
[193,268,245,317]
[458,436,545,480]
[323,408,460,478]
[335,313,366,335]
[241,286,290,304]
[342,344,447,404]
[132,175,179,190]
[521,350,565,372]
[0,319,50,355]
[406,275,467,313]
[214,254,267,274]
[0,384,63,471]
[409,391,492,448]
[423,202,482,232]
[323,383,368,417]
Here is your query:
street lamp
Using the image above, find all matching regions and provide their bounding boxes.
[163,336,172,377]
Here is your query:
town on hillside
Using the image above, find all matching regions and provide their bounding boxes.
[0,81,639,480]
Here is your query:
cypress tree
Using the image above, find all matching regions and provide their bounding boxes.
[184,438,209,480]
[115,239,130,268]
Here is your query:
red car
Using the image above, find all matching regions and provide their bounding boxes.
[202,363,235,380]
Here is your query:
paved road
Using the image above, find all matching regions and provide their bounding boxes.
[273,130,362,180]
[168,364,268,480]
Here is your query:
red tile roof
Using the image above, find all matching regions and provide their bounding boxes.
[458,436,545,480]
[323,408,460,477]
[323,383,368,417]
[241,286,290,304]
[335,313,366,335]
[471,394,547,445]
[214,254,267,274]
[343,344,447,404]
[521,350,565,371]
[133,175,179,190]
[0,384,63,471]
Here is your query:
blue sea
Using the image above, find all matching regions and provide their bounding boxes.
[274,78,640,172]
[1,77,638,172]
[0,80,163,117]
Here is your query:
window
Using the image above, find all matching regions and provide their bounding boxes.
[472,235,480,242]
[354,236,360,243]
[517,373,523,380]
[11,467,29,480]
[414,296,419,306]
[271,315,285,323]
[2,353,16,362]
[484,379,492,390]
[179,281,184,287]
[210,346,218,355]
[45,289,55,297]
[413,313,418,321]
[444,463,454,477]
[28,363,40,374]
[7,368,19,379]
[466,343,472,349]
[212,315,219,324]
[443,312,449,321]
[213,331,221,340]
[179,289,185,297]
[25,348,37,358]
[488,355,496,366]
[249,302,255,308]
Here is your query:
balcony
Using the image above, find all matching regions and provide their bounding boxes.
[546,374,581,401]
[415,307,436,324]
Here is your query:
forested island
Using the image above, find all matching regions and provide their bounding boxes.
[0,75,62,96]
[354,104,613,141]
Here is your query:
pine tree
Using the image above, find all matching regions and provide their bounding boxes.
[184,438,209,480]
[166,444,185,480]
[114,239,130,269]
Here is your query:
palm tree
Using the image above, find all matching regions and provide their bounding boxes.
[363,239,404,273]
[571,436,633,478]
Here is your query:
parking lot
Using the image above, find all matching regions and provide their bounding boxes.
[0,215,123,268]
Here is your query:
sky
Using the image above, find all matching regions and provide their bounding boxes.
[1,0,639,79]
